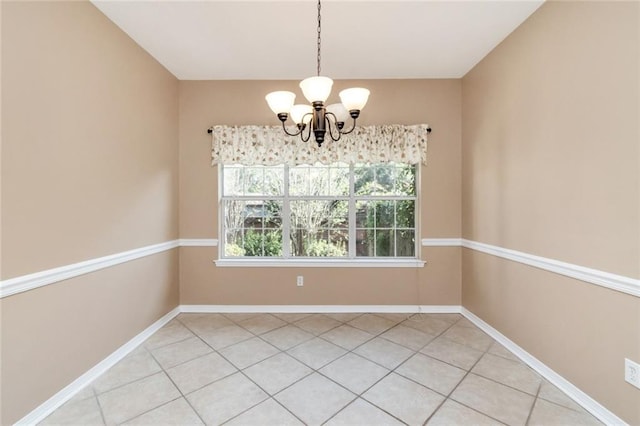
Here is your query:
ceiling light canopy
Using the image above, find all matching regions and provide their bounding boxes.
[265,0,370,148]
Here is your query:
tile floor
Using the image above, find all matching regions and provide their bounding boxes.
[41,313,602,425]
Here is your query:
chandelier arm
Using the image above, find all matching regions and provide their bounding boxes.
[325,113,342,142]
[339,117,358,135]
[281,121,305,137]
[300,121,312,142]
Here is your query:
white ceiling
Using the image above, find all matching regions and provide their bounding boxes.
[91,0,544,80]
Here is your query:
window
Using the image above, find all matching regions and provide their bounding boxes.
[220,162,418,261]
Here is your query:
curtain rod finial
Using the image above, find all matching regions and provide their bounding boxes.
[426,127,432,134]
[207,127,213,134]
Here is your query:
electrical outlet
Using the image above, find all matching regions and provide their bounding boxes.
[296,276,304,287]
[625,358,640,389]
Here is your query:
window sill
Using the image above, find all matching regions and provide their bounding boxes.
[214,259,426,268]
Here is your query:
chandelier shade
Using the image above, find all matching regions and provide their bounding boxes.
[299,76,334,103]
[265,0,370,147]
[339,88,370,112]
[265,91,296,115]
[290,104,313,125]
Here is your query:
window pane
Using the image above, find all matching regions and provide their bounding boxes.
[354,165,375,195]
[329,165,350,196]
[329,200,349,229]
[242,229,283,257]
[355,200,374,228]
[395,164,416,196]
[225,229,244,256]
[309,164,330,195]
[375,201,394,228]
[289,167,309,196]
[356,228,374,256]
[376,229,394,256]
[374,165,395,195]
[223,166,244,196]
[396,230,415,257]
[396,200,415,228]
[264,167,284,195]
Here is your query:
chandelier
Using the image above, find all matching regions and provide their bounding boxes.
[265,0,370,148]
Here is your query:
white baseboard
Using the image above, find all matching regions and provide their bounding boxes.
[15,307,181,426]
[461,307,626,426]
[179,304,462,314]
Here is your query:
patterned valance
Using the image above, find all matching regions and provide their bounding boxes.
[210,124,429,166]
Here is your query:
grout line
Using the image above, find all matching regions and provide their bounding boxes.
[93,391,108,425]
[525,381,543,426]
[421,321,497,425]
[142,349,209,426]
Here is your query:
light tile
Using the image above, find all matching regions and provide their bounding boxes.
[123,398,203,425]
[374,313,411,322]
[362,373,444,425]
[166,352,237,395]
[187,372,268,425]
[218,337,280,369]
[472,353,541,395]
[144,321,194,350]
[426,399,501,425]
[73,386,95,401]
[272,313,312,323]
[261,325,314,350]
[455,317,477,328]
[320,353,389,394]
[528,398,602,426]
[380,325,435,351]
[420,337,484,370]
[320,325,373,350]
[244,353,313,395]
[425,313,462,323]
[487,341,520,361]
[98,372,180,425]
[225,399,303,426]
[93,349,161,394]
[401,316,452,336]
[451,373,534,426]
[275,373,355,426]
[150,336,212,369]
[325,398,404,426]
[348,314,396,334]
[353,337,414,369]
[442,324,493,351]
[294,314,341,335]
[239,314,287,335]
[40,396,104,425]
[178,313,233,334]
[538,380,586,413]
[198,325,253,350]
[223,312,261,322]
[396,353,466,395]
[325,313,362,322]
[287,337,348,369]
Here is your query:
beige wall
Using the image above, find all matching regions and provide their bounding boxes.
[178,79,462,305]
[0,1,179,423]
[461,1,640,423]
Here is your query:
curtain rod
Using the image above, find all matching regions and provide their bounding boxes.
[207,126,431,134]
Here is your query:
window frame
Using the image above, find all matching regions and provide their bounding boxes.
[217,163,424,268]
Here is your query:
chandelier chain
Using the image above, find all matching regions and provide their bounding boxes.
[316,0,321,76]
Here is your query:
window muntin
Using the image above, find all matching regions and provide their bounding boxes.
[221,162,417,259]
